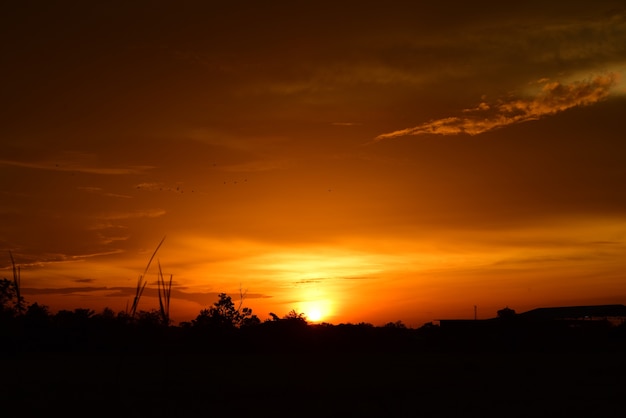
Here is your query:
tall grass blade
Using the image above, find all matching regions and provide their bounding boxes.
[9,251,24,314]
[128,236,166,318]
[157,260,173,325]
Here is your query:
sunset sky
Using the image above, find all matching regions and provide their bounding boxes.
[2,1,626,327]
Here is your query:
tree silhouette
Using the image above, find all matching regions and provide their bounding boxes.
[22,302,51,328]
[135,309,163,328]
[0,278,19,320]
[2,252,26,318]
[283,309,307,323]
[384,320,407,329]
[497,306,516,318]
[54,308,95,327]
[192,293,259,329]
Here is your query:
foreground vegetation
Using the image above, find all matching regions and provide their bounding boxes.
[3,280,626,417]
[3,275,626,354]
[1,280,422,353]
[3,247,626,418]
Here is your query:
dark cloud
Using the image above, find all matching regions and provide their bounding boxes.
[22,286,269,306]
[22,286,110,295]
[294,279,324,285]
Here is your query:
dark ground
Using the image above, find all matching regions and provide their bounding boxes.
[4,346,626,418]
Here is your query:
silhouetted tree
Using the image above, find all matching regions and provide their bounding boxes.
[0,278,19,320]
[284,309,307,322]
[192,293,259,329]
[268,312,281,321]
[22,302,51,328]
[90,307,128,343]
[116,310,134,325]
[239,306,261,327]
[1,254,26,319]
[54,308,95,327]
[264,309,308,332]
[135,309,163,328]
[93,307,117,321]
[497,306,516,318]
[384,320,407,329]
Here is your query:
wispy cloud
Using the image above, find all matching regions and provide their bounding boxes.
[375,73,619,140]
[68,250,125,260]
[0,159,152,175]
[332,122,362,126]
[0,250,125,270]
[96,234,130,245]
[100,209,167,221]
[21,286,112,295]
[77,186,133,199]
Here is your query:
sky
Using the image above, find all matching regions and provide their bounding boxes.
[2,1,626,327]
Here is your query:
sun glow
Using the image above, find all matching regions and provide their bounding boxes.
[298,299,333,323]
[245,249,387,323]
[307,308,323,322]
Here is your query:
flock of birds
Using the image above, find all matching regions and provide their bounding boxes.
[132,162,334,195]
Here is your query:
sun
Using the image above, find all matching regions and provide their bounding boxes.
[306,307,323,322]
[299,300,332,323]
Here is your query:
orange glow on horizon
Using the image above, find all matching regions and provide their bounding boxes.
[14,217,626,328]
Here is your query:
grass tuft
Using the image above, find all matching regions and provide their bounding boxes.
[128,236,166,318]
[157,260,173,326]
[9,250,24,314]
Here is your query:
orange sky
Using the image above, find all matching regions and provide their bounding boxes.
[2,1,626,327]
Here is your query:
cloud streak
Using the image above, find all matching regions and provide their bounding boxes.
[100,209,167,221]
[0,159,152,175]
[77,187,133,199]
[375,73,618,140]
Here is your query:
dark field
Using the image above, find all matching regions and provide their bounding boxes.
[3,297,626,417]
[4,345,626,418]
